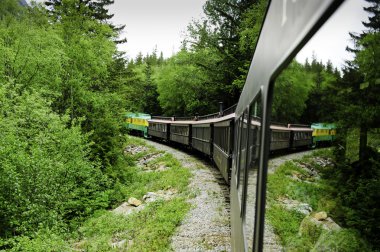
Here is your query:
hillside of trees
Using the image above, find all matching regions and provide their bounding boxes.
[0,0,378,250]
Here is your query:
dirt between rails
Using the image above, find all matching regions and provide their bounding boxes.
[145,139,315,251]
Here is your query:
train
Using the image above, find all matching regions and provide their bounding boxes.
[125,1,343,251]
[124,111,336,171]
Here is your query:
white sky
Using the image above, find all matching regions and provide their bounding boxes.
[296,0,370,68]
[107,0,206,59]
[107,0,369,68]
[28,0,370,69]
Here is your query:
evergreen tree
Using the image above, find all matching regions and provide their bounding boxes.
[341,0,380,161]
[184,0,265,107]
[44,0,126,43]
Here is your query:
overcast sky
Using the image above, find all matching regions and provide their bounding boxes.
[28,0,370,69]
[107,0,369,69]
[107,0,205,59]
[296,0,370,68]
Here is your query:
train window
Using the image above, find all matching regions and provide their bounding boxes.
[238,110,249,214]
[235,116,242,178]
[245,95,262,251]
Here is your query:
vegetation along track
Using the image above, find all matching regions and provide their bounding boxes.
[147,139,317,251]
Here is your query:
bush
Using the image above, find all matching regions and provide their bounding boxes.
[0,86,109,241]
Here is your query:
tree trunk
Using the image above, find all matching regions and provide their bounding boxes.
[334,126,347,164]
[359,125,368,162]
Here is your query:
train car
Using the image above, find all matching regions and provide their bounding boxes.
[288,124,313,148]
[147,118,170,140]
[212,114,235,183]
[192,122,213,156]
[311,123,336,146]
[270,123,291,151]
[125,112,151,137]
[169,121,192,146]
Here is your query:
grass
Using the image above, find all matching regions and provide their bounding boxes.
[76,135,193,251]
[75,198,190,251]
[12,135,193,251]
[266,149,371,251]
[116,152,191,200]
[267,159,334,212]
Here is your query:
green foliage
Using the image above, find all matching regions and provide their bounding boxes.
[324,2,380,248]
[329,148,380,248]
[8,228,69,252]
[0,84,109,240]
[181,0,266,109]
[301,57,342,124]
[155,49,221,115]
[272,61,314,122]
[123,53,162,115]
[73,139,192,251]
[0,0,129,247]
[0,3,64,99]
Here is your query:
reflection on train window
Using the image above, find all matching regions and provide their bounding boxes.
[245,95,262,251]
[235,117,242,179]
[238,110,249,216]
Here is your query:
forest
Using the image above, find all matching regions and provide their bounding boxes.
[0,0,378,250]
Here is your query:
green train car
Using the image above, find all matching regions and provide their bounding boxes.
[311,123,336,146]
[125,112,151,137]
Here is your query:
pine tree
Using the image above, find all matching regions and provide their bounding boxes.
[341,0,380,161]
[44,0,126,43]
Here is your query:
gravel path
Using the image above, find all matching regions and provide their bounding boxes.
[145,140,231,252]
[145,139,315,251]
[268,150,316,173]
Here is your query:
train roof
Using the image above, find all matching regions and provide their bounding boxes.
[287,123,312,132]
[311,123,336,129]
[270,124,289,131]
[125,112,151,119]
[148,113,235,125]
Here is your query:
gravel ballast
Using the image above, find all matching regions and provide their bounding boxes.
[146,140,231,252]
[145,139,315,251]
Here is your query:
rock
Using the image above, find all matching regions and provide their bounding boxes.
[156,163,168,172]
[113,202,135,215]
[137,153,163,167]
[299,216,324,242]
[124,145,148,155]
[111,239,126,249]
[313,157,334,168]
[299,214,341,241]
[143,189,178,203]
[321,217,341,231]
[128,197,142,207]
[290,171,303,181]
[314,211,327,221]
[277,197,312,215]
[143,192,159,203]
[312,229,363,251]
